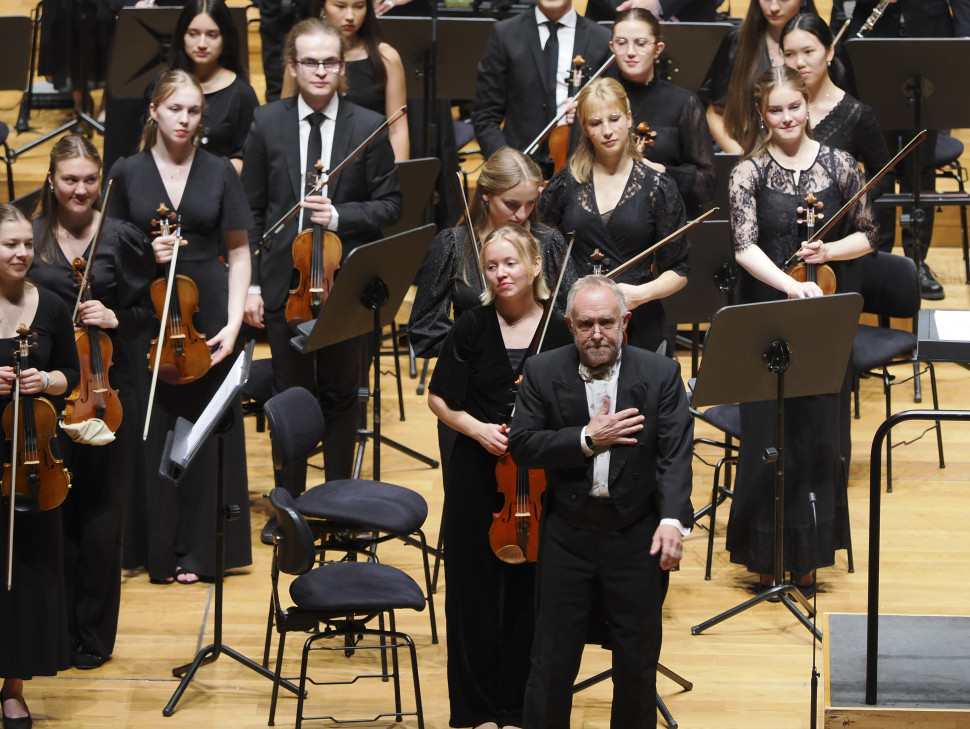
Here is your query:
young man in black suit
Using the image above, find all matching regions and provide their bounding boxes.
[242,17,402,494]
[509,275,693,729]
[471,0,612,168]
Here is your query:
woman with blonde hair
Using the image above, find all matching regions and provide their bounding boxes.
[107,69,253,585]
[540,77,690,355]
[409,146,574,360]
[30,134,153,668]
[727,65,877,594]
[427,224,571,729]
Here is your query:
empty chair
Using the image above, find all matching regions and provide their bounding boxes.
[266,487,426,729]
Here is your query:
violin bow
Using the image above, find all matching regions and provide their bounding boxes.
[607,207,718,281]
[534,234,575,356]
[524,55,617,157]
[256,105,408,254]
[143,209,183,441]
[72,179,114,323]
[452,171,487,291]
[783,130,927,267]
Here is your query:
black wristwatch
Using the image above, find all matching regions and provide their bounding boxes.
[584,431,595,450]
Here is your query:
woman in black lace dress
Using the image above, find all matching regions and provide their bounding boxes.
[540,77,689,355]
[608,8,715,216]
[727,66,877,593]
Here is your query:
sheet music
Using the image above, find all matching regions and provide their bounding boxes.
[170,344,251,466]
[933,311,970,342]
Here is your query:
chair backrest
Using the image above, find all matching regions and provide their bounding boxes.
[269,488,317,576]
[859,251,920,320]
[264,387,325,472]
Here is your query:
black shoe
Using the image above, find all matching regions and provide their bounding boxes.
[918,263,945,300]
[0,696,32,729]
[72,650,110,670]
[796,581,817,599]
[260,516,279,545]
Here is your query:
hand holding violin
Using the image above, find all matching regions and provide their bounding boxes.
[301,193,334,230]
[795,239,831,265]
[476,421,510,457]
[152,232,187,265]
[1,366,60,396]
[76,299,119,330]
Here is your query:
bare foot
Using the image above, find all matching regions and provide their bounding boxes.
[175,567,200,584]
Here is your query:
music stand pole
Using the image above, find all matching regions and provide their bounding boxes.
[688,294,862,640]
[159,346,299,716]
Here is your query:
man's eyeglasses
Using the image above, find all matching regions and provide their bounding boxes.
[296,58,342,74]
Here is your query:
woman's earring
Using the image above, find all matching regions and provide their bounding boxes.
[760,118,766,131]
[484,199,490,209]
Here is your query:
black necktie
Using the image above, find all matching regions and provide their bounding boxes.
[305,112,325,192]
[544,21,560,120]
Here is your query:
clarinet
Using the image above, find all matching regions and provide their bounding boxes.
[856,1,891,38]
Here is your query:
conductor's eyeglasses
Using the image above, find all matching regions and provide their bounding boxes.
[575,320,620,334]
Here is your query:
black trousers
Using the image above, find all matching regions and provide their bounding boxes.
[265,307,360,488]
[524,508,668,729]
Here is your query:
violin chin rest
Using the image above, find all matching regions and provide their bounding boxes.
[12,493,39,513]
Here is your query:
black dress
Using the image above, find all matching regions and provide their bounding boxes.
[408,223,575,360]
[29,217,154,658]
[344,56,386,115]
[107,149,254,581]
[428,304,571,728]
[539,161,690,353]
[613,73,716,216]
[0,287,80,679]
[200,75,260,162]
[726,144,877,575]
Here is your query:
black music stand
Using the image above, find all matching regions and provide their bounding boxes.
[689,294,862,640]
[655,22,733,94]
[159,342,300,716]
[663,220,737,377]
[846,38,970,275]
[107,7,249,99]
[292,225,439,480]
[378,16,494,156]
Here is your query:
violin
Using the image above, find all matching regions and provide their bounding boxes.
[489,237,574,564]
[786,192,837,296]
[3,325,72,587]
[144,204,210,440]
[548,56,588,175]
[634,121,657,154]
[285,160,343,329]
[63,180,123,434]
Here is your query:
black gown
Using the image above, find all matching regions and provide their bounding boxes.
[344,56,386,115]
[408,223,575,360]
[612,73,717,216]
[107,149,254,581]
[200,75,260,162]
[428,303,571,728]
[539,161,690,354]
[0,287,80,678]
[726,144,877,575]
[29,217,154,658]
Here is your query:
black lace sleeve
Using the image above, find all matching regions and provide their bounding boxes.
[653,172,691,278]
[831,148,878,249]
[729,158,761,253]
[409,227,466,359]
[537,169,570,229]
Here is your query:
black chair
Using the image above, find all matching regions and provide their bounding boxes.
[267,487,426,729]
[261,387,438,667]
[852,251,944,492]
[689,403,740,581]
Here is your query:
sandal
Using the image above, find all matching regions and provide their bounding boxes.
[175,567,200,585]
